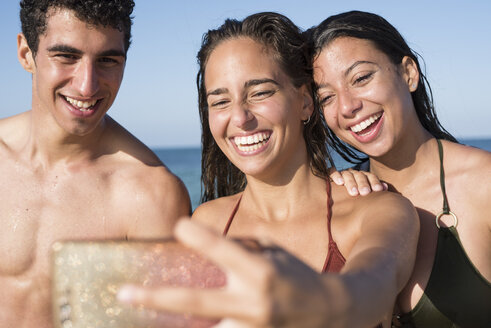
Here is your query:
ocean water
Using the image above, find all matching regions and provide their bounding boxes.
[154,138,491,210]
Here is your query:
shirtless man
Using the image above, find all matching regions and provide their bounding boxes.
[0,1,190,327]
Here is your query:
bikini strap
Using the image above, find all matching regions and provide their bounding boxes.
[436,139,458,228]
[437,139,450,214]
[325,179,335,244]
[223,194,242,236]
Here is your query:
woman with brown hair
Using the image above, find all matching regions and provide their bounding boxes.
[118,12,419,328]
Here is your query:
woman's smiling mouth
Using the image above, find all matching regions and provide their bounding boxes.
[232,131,271,153]
[350,112,382,134]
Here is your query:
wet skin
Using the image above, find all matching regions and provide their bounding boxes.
[313,36,491,313]
[0,8,190,327]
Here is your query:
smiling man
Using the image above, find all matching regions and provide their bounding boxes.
[0,1,190,326]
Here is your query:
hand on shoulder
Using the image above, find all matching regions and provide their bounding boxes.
[329,166,388,196]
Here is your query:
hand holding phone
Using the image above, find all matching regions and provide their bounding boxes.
[51,239,225,328]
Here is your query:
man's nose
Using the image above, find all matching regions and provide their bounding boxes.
[72,60,100,97]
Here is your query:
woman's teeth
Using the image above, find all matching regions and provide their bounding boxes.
[350,113,382,133]
[234,132,270,152]
[65,96,97,111]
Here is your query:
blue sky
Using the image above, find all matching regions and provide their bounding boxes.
[1,1,490,148]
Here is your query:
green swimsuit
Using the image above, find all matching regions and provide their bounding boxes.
[396,139,491,327]
[359,139,491,327]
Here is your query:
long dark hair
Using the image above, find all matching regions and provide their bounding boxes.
[197,12,330,202]
[307,10,457,163]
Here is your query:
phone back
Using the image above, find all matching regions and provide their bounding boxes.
[51,239,226,328]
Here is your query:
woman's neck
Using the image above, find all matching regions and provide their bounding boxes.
[242,163,326,222]
[369,128,438,193]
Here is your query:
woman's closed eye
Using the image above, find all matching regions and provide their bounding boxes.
[319,93,335,107]
[250,89,276,101]
[209,98,231,109]
[353,72,374,85]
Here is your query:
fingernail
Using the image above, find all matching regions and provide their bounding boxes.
[382,182,389,190]
[350,187,359,196]
[360,187,370,195]
[334,177,344,185]
[117,286,136,303]
[372,184,383,192]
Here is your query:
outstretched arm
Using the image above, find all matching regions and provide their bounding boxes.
[118,198,419,328]
[335,192,419,325]
[118,219,338,327]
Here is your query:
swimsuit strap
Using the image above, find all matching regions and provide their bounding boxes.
[437,139,450,214]
[436,139,458,228]
[325,179,335,243]
[223,181,332,236]
[322,179,336,272]
[223,194,242,236]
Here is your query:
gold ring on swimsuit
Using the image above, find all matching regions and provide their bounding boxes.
[435,210,458,228]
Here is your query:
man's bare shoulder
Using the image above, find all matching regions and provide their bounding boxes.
[0,111,31,153]
[192,193,243,233]
[99,116,165,166]
[100,117,191,237]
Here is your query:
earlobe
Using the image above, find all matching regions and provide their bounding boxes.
[17,33,35,73]
[401,56,419,92]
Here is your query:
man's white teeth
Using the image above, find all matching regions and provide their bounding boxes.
[65,96,97,111]
[234,132,270,152]
[350,113,382,133]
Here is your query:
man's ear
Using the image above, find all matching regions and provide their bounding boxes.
[17,33,35,73]
[401,56,419,92]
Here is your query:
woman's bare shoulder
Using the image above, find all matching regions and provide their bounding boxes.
[443,141,491,187]
[192,193,243,232]
[332,182,415,219]
[443,140,491,170]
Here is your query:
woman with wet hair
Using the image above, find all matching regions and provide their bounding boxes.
[309,10,491,327]
[118,12,419,328]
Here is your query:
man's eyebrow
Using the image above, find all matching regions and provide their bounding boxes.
[244,78,279,88]
[47,44,125,57]
[47,44,82,54]
[99,49,126,57]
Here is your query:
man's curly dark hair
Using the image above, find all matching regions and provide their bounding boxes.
[20,0,135,57]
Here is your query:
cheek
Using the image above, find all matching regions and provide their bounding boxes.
[208,111,228,142]
[322,107,339,130]
[104,67,125,86]
[257,100,292,126]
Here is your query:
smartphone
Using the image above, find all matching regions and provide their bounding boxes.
[51,239,226,328]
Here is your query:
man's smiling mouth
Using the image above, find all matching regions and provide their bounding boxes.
[65,96,98,112]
